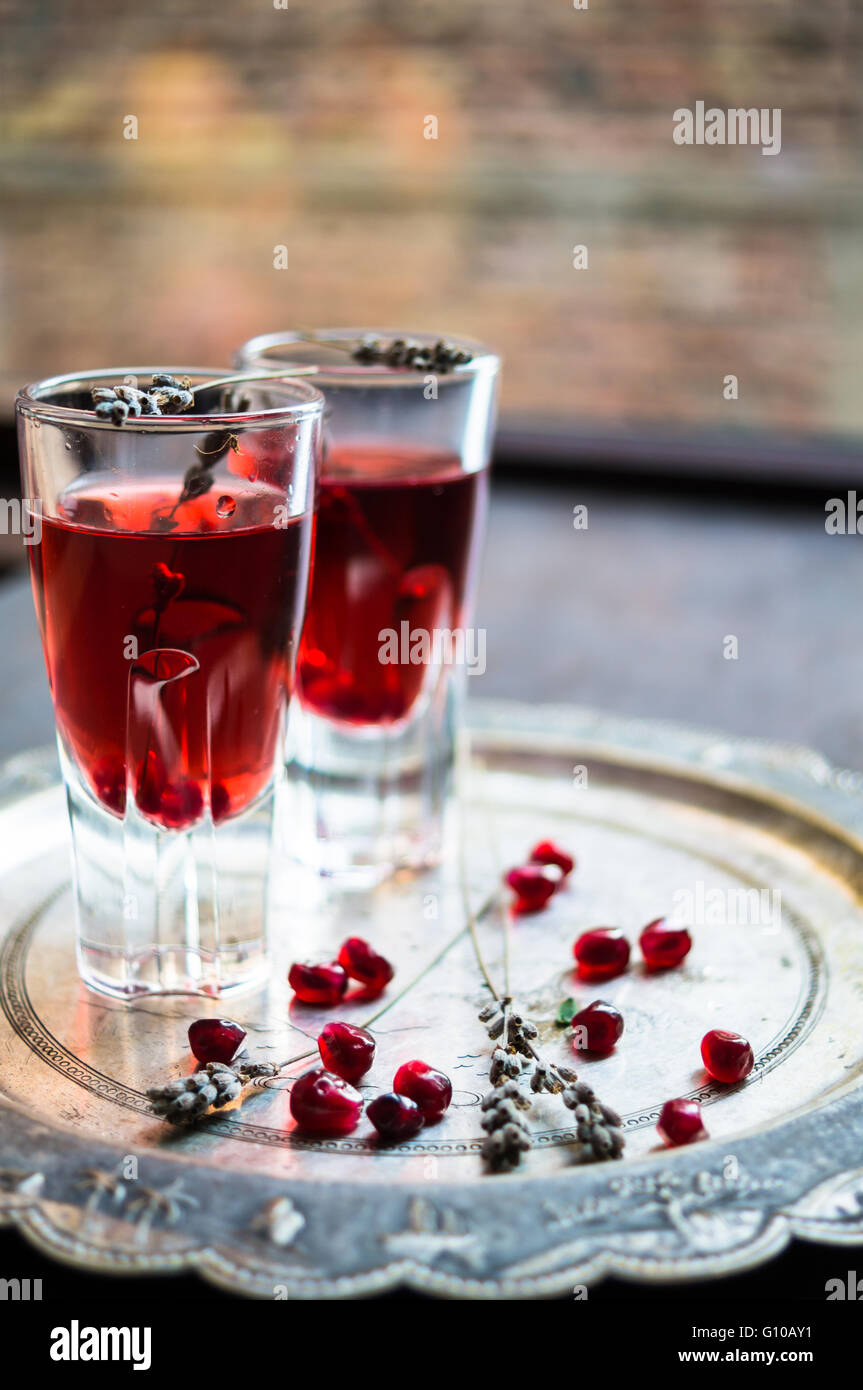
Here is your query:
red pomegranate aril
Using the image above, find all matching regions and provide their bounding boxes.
[701,1029,754,1084]
[505,863,562,913]
[92,754,126,816]
[529,839,575,879]
[657,1097,707,1147]
[337,936,394,995]
[159,778,205,829]
[288,960,348,1006]
[210,781,231,823]
[367,1092,425,1141]
[289,1067,363,1135]
[318,1021,376,1083]
[188,1017,246,1065]
[393,1060,452,1122]
[640,917,692,970]
[573,928,630,980]
[571,1000,624,1054]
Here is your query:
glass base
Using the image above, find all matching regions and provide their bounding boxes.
[76,940,270,1000]
[279,770,446,887]
[283,693,455,882]
[61,743,275,999]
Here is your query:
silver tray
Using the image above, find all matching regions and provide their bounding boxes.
[2,700,863,1299]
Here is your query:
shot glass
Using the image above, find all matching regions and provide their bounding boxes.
[235,330,499,880]
[17,368,322,997]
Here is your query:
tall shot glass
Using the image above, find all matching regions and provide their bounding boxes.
[17,369,322,997]
[235,331,500,881]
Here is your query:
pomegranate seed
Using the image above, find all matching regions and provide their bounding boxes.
[188,1017,246,1065]
[288,960,348,1006]
[210,782,231,823]
[530,839,574,878]
[92,755,126,816]
[134,752,204,829]
[393,1060,452,1122]
[159,779,205,829]
[318,1021,376,1083]
[657,1097,707,1147]
[134,750,165,817]
[701,1029,754,1084]
[573,928,630,980]
[640,917,692,970]
[505,863,562,913]
[367,1092,425,1141]
[290,1067,363,1135]
[571,1000,624,1054]
[337,936,394,995]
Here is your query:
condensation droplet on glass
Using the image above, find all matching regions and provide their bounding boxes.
[216,495,236,518]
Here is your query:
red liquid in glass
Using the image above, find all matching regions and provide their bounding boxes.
[298,445,485,724]
[29,481,310,827]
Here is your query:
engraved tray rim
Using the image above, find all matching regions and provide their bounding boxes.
[3,699,863,1300]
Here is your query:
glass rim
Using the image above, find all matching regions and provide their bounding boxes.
[235,328,500,387]
[15,366,325,431]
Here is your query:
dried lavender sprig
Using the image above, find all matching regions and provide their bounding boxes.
[147,1059,279,1126]
[91,374,195,425]
[561,1080,625,1162]
[460,729,625,1171]
[89,367,319,426]
[480,1078,532,1173]
[291,329,473,373]
[90,373,266,530]
[482,996,573,1095]
[349,336,473,373]
[478,996,624,1168]
[480,996,533,1171]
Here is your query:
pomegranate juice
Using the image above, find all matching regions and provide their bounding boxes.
[29,480,311,827]
[298,444,485,724]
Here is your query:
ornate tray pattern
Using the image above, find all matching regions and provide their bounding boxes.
[2,701,863,1298]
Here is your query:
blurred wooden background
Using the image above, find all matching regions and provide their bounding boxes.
[1,0,861,437]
